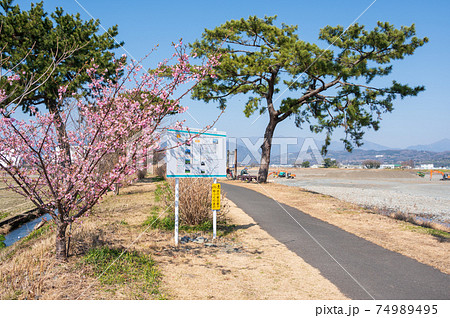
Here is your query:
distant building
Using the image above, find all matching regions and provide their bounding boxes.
[420,164,434,170]
[380,164,396,169]
[342,164,363,169]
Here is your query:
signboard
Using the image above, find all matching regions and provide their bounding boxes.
[166,128,226,178]
[211,183,221,210]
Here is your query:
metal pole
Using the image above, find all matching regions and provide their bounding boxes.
[174,177,179,246]
[213,177,217,239]
[234,146,238,179]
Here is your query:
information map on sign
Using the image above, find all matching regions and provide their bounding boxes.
[166,128,226,178]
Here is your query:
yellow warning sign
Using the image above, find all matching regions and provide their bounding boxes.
[211,183,221,210]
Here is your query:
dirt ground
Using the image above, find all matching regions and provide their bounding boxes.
[289,168,425,180]
[0,179,347,300]
[154,199,346,299]
[0,180,36,219]
[255,169,450,223]
[224,179,450,275]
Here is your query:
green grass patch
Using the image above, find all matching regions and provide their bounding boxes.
[154,182,172,204]
[182,220,214,233]
[0,211,9,220]
[3,290,23,300]
[0,234,6,249]
[20,223,51,244]
[150,176,165,182]
[143,211,235,236]
[83,246,163,299]
[403,224,450,239]
[154,185,162,202]
[150,206,161,213]
[143,214,175,231]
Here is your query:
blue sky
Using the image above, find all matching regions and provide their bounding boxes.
[13,0,450,148]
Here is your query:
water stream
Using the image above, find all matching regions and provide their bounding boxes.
[2,213,51,247]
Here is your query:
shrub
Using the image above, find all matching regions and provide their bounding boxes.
[157,178,228,226]
[136,169,147,180]
[363,159,381,169]
[323,158,338,168]
[301,161,310,168]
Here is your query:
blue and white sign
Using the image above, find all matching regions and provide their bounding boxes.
[166,128,226,178]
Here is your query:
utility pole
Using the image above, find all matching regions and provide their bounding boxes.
[234,145,238,179]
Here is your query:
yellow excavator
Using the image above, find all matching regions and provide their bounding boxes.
[268,169,296,179]
[430,170,449,181]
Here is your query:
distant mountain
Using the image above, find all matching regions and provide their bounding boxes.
[227,137,390,164]
[228,137,390,151]
[327,140,391,151]
[328,149,450,167]
[406,139,450,152]
[228,136,450,153]
[268,149,450,167]
[226,137,450,167]
[226,136,450,167]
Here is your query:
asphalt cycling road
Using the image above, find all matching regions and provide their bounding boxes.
[222,183,450,300]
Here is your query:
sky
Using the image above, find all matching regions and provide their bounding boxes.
[11,0,450,148]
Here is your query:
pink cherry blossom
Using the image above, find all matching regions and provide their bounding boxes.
[0,40,219,260]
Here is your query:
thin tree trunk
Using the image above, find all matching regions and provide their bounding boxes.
[47,99,71,261]
[258,116,277,183]
[55,222,68,261]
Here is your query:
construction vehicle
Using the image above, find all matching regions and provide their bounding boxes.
[268,170,296,179]
[230,167,257,182]
[430,170,449,181]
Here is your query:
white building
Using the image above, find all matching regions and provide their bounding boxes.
[420,164,434,170]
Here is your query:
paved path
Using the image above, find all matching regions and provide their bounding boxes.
[222,183,450,300]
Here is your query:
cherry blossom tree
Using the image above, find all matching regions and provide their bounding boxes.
[0,42,219,261]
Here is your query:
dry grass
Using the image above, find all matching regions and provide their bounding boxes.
[154,200,347,300]
[0,177,347,299]
[0,179,162,300]
[161,178,229,226]
[225,180,450,274]
[0,180,36,220]
[374,207,450,239]
[0,232,109,300]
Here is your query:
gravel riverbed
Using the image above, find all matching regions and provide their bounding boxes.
[272,169,450,224]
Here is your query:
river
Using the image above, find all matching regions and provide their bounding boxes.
[3,213,51,247]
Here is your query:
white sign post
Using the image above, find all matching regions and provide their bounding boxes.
[166,128,226,246]
[174,177,179,246]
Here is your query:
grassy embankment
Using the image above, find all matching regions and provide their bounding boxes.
[0,176,234,299]
[0,180,36,221]
[0,177,174,299]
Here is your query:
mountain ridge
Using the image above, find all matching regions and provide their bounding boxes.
[228,137,450,153]
[227,137,450,166]
[406,138,450,152]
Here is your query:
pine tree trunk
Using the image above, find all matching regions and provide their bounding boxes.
[48,100,71,165]
[258,117,277,183]
[55,222,68,262]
